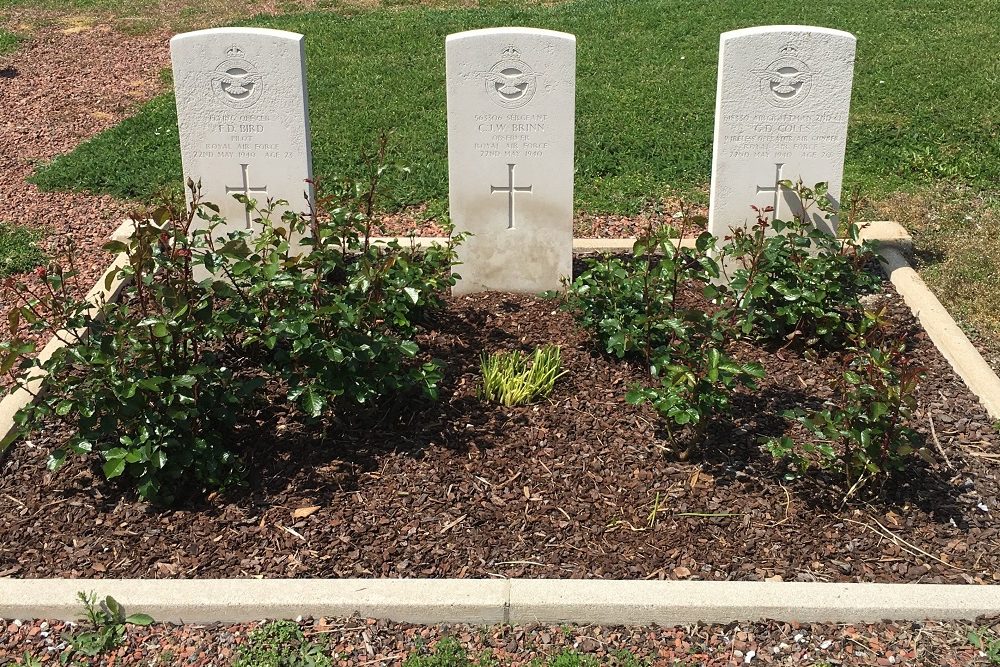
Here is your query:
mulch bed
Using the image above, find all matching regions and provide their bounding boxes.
[3,614,1000,666]
[2,278,998,584]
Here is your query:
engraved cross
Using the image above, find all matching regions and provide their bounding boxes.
[226,163,269,228]
[490,163,532,230]
[755,162,790,221]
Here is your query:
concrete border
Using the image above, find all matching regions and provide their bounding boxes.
[2,221,1000,626]
[876,246,1000,420]
[1,578,999,625]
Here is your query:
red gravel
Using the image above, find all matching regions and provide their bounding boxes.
[2,614,999,666]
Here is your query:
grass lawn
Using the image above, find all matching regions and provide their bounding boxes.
[0,222,45,278]
[0,28,22,54]
[27,0,1000,215]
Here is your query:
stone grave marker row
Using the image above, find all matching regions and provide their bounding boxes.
[169,25,857,295]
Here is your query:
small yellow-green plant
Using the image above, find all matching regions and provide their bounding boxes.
[479,344,565,406]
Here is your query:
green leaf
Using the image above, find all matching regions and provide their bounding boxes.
[404,287,420,304]
[300,386,325,418]
[102,458,126,479]
[102,240,129,254]
[125,613,154,626]
[625,388,647,405]
[46,449,67,470]
[173,375,197,388]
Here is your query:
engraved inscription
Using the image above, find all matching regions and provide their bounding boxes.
[719,110,846,161]
[211,46,263,109]
[479,46,540,109]
[490,163,533,230]
[473,112,549,160]
[225,163,269,228]
[752,46,813,109]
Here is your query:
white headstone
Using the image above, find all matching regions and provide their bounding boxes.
[446,28,576,295]
[708,26,856,238]
[170,27,313,240]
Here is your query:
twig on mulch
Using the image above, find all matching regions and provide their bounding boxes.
[928,412,953,470]
[845,516,965,571]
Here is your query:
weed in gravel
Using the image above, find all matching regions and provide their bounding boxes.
[968,627,1000,664]
[61,591,154,663]
[0,221,45,278]
[403,636,497,667]
[535,652,599,666]
[234,620,332,667]
[479,344,566,407]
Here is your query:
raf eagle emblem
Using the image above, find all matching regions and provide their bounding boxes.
[751,46,814,108]
[478,46,540,109]
[211,46,264,109]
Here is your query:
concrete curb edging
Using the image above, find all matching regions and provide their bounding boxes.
[2,579,1000,625]
[2,220,1000,626]
[877,246,1000,420]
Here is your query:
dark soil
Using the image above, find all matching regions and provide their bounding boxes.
[1,278,998,584]
[5,614,1000,666]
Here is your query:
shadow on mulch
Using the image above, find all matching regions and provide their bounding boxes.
[0,67,16,79]
[2,286,997,582]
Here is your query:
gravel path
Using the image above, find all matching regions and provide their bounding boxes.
[0,25,169,268]
[3,615,1000,666]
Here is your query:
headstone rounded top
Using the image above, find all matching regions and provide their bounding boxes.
[170,26,304,46]
[446,27,575,44]
[720,25,856,42]
[708,23,857,239]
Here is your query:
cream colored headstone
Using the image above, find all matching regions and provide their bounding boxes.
[708,26,856,239]
[170,27,313,240]
[446,28,576,295]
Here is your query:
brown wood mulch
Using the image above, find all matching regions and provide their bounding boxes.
[1,281,998,584]
[4,614,1000,666]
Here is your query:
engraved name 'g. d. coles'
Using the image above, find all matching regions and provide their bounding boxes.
[480,46,540,109]
[211,46,264,109]
[752,45,814,108]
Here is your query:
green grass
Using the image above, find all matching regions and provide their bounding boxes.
[0,222,45,278]
[28,0,1000,215]
[403,636,649,667]
[233,620,333,666]
[479,344,565,406]
[0,28,22,55]
[869,185,1000,365]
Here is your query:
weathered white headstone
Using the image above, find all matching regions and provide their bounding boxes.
[708,26,856,238]
[170,27,313,239]
[446,28,576,295]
